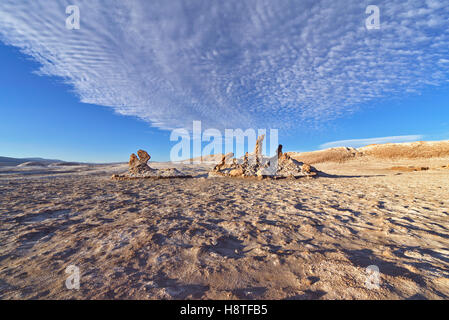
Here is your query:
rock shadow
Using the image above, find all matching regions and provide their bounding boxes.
[343,248,426,286]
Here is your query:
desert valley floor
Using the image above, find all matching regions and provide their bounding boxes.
[0,157,449,299]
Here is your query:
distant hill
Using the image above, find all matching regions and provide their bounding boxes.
[358,141,449,159]
[287,140,449,164]
[0,156,63,167]
[286,147,360,164]
[179,154,225,164]
[3,140,449,167]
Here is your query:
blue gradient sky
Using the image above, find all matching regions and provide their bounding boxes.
[1,1,448,162]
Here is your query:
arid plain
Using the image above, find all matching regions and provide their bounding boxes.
[1,141,449,299]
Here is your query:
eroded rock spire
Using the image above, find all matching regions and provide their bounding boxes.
[209,136,318,179]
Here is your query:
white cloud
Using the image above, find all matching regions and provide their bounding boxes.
[320,135,425,149]
[0,0,448,131]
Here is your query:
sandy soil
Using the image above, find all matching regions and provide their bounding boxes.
[0,158,448,300]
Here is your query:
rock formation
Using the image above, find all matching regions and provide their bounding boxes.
[213,152,235,172]
[137,150,150,164]
[128,150,154,175]
[209,135,319,179]
[112,149,190,180]
[129,153,139,167]
[254,134,264,168]
[277,145,283,160]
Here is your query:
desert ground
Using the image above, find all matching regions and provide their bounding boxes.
[1,143,449,299]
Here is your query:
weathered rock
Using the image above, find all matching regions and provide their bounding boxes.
[128,149,153,175]
[129,150,151,168]
[229,167,244,177]
[129,153,140,167]
[277,145,283,160]
[242,152,249,170]
[137,150,150,164]
[276,156,317,178]
[254,134,265,167]
[129,163,154,175]
[209,136,320,179]
[113,149,191,180]
[213,152,236,172]
[301,163,312,174]
[213,155,227,172]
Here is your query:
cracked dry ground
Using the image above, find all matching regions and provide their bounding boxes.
[0,171,448,299]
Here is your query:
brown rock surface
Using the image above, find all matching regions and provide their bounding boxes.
[277,144,283,160]
[129,153,139,167]
[137,150,150,164]
[128,150,152,175]
[229,167,244,177]
[114,149,189,180]
[254,134,265,166]
[209,136,319,179]
[213,152,236,172]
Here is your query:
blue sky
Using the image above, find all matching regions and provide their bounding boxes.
[0,0,448,163]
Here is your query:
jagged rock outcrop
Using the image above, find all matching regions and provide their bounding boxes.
[275,149,317,178]
[112,149,190,180]
[254,134,264,168]
[213,152,235,172]
[209,136,319,179]
[137,150,150,164]
[128,150,154,175]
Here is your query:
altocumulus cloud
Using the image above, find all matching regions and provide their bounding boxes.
[0,0,448,131]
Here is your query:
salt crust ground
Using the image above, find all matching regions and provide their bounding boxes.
[0,157,448,299]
